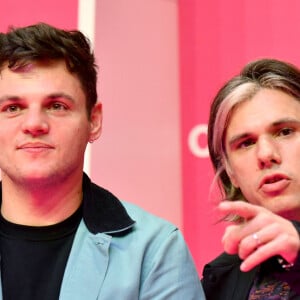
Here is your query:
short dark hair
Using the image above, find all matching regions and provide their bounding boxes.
[0,22,97,116]
[208,58,300,202]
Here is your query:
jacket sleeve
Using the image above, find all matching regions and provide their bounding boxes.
[272,221,300,295]
[290,221,300,270]
[139,228,205,300]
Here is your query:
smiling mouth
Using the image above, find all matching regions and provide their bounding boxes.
[19,146,52,152]
[21,146,50,149]
[17,142,54,149]
[17,143,54,154]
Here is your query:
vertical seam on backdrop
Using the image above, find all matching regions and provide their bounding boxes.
[78,0,96,176]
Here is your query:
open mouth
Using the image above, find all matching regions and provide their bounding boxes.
[260,174,290,194]
[264,175,285,184]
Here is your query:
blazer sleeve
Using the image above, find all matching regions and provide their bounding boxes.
[139,228,205,300]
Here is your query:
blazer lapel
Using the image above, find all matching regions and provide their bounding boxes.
[232,266,257,299]
[59,221,111,300]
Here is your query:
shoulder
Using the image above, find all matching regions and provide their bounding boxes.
[202,252,242,285]
[120,201,204,297]
[121,200,178,233]
[204,252,242,269]
[85,176,185,252]
[120,200,192,264]
[84,174,179,238]
[120,200,184,250]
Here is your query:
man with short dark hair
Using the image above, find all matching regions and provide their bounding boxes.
[0,23,204,300]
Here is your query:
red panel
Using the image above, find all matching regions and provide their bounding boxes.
[0,0,78,31]
[179,0,300,274]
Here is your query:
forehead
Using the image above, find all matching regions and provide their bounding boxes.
[0,60,83,97]
[0,59,68,78]
[226,89,300,137]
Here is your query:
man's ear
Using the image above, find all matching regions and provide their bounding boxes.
[89,102,102,142]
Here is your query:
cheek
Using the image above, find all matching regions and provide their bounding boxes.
[56,121,90,150]
[229,161,261,203]
[227,159,255,189]
[72,125,90,144]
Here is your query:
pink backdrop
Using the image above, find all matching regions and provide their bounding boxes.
[0,0,77,31]
[1,0,300,276]
[91,0,183,237]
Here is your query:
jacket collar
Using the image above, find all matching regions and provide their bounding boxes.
[82,173,135,235]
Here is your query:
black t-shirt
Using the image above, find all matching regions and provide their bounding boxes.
[0,205,82,300]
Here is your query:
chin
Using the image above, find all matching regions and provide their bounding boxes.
[270,201,300,220]
[9,170,61,186]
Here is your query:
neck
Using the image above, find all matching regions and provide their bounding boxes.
[0,173,83,226]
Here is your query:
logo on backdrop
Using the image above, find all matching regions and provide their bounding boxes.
[188,123,209,158]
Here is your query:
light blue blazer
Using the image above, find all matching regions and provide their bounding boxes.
[1,174,206,299]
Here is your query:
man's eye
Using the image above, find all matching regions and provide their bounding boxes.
[278,128,293,136]
[50,102,67,110]
[6,105,21,113]
[236,139,254,149]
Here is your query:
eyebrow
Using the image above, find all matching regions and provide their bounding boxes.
[0,96,21,105]
[0,93,76,104]
[227,117,300,147]
[47,93,76,103]
[228,133,251,148]
[272,117,300,127]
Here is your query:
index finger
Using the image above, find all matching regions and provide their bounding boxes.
[218,201,262,221]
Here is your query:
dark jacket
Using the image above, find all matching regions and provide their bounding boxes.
[202,223,300,300]
[202,252,257,300]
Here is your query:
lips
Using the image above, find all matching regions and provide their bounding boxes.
[259,173,290,194]
[17,142,54,151]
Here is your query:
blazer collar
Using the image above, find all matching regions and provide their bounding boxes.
[82,173,135,235]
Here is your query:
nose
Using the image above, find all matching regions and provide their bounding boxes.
[256,136,281,169]
[21,107,49,137]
